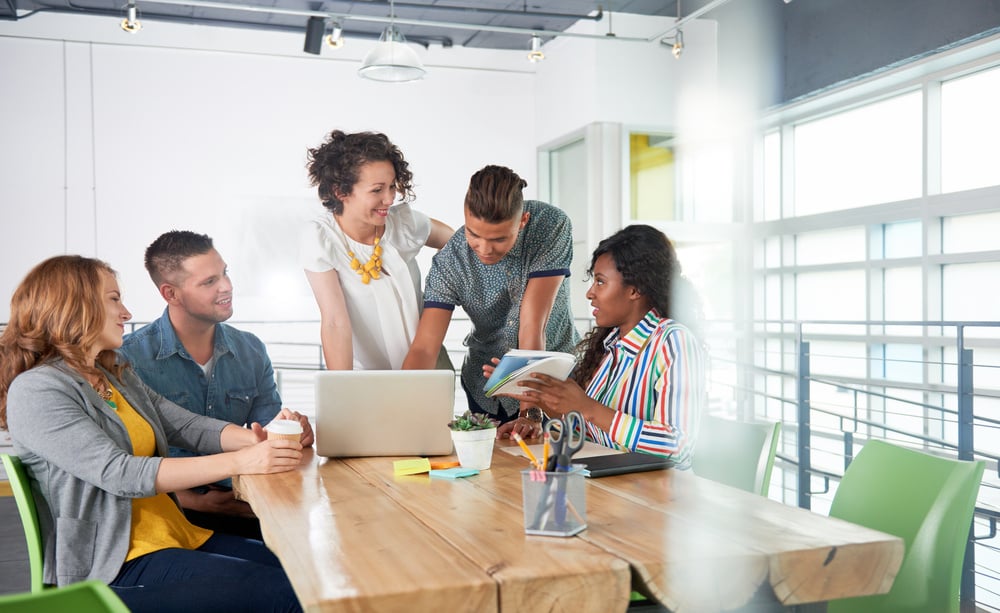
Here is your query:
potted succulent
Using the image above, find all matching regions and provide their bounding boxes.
[448,410,499,470]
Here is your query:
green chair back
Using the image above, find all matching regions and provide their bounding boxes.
[828,439,985,613]
[691,415,781,496]
[1,453,45,593]
[0,580,129,612]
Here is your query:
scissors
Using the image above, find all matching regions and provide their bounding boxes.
[544,410,585,473]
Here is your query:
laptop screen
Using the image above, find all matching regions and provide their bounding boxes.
[314,370,457,457]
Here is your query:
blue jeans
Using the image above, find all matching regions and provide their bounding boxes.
[110,533,302,612]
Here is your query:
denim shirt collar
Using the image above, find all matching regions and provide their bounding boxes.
[152,307,233,363]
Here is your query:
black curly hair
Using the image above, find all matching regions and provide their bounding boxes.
[306,130,414,215]
[572,225,703,387]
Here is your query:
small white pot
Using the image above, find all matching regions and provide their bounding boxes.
[450,428,496,470]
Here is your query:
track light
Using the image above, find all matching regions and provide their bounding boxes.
[527,35,545,63]
[325,21,344,49]
[303,16,325,54]
[670,0,683,59]
[120,0,142,33]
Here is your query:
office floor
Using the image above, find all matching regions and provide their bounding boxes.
[0,496,29,595]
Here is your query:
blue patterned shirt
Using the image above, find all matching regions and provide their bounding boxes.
[423,200,579,419]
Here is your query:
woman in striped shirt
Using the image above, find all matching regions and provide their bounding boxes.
[516,225,705,468]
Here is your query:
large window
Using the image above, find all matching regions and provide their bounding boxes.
[792,92,922,215]
[941,65,1000,193]
[741,52,1000,611]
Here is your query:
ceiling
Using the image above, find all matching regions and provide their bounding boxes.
[4,0,684,51]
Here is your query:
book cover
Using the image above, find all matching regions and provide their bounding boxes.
[483,349,575,397]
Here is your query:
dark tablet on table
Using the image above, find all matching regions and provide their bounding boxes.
[577,452,674,478]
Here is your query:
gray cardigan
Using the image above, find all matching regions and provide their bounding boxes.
[6,359,231,586]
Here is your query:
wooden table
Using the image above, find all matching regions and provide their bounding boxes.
[234,443,903,613]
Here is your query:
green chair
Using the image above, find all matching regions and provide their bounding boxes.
[1,453,45,593]
[828,439,985,613]
[0,580,129,612]
[691,414,781,496]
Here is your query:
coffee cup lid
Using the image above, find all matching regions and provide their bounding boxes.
[266,419,303,435]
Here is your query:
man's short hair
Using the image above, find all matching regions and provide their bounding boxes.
[464,165,527,223]
[144,230,215,287]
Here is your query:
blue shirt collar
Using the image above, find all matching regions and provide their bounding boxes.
[152,307,233,362]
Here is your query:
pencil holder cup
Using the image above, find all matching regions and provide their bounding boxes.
[521,465,587,537]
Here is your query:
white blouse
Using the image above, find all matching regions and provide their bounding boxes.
[301,203,431,370]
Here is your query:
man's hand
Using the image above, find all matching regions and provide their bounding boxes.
[176,486,257,518]
[277,408,315,447]
[497,417,542,440]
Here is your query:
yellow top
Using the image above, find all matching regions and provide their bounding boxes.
[108,385,213,562]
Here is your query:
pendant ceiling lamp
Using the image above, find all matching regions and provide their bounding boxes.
[358,0,425,83]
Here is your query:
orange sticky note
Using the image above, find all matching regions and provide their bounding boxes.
[393,458,432,476]
[430,460,461,470]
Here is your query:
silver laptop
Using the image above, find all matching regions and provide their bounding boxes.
[315,370,456,457]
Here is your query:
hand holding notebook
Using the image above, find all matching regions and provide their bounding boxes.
[483,349,575,398]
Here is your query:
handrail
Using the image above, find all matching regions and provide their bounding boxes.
[707,318,1000,609]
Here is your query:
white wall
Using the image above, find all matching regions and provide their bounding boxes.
[535,13,718,145]
[0,11,716,323]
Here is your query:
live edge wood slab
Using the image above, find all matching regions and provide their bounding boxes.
[235,443,902,613]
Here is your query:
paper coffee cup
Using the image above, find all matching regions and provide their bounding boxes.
[266,419,303,441]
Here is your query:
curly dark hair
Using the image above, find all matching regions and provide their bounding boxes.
[572,225,703,387]
[306,130,414,215]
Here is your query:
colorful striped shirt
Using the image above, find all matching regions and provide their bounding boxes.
[584,309,705,468]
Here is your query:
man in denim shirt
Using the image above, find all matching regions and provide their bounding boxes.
[120,230,314,538]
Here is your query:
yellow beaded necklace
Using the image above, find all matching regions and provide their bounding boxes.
[346,227,384,284]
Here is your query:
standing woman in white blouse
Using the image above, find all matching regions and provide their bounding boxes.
[302,130,453,370]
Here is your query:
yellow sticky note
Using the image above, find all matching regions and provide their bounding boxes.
[393,458,431,476]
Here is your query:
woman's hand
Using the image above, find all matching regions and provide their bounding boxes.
[232,438,303,476]
[156,433,303,493]
[513,374,599,420]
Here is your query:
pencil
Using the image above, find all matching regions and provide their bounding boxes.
[541,432,550,473]
[512,433,541,470]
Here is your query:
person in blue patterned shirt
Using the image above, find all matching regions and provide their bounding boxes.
[509,225,706,468]
[403,166,578,438]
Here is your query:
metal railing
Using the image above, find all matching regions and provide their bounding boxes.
[706,319,1000,612]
